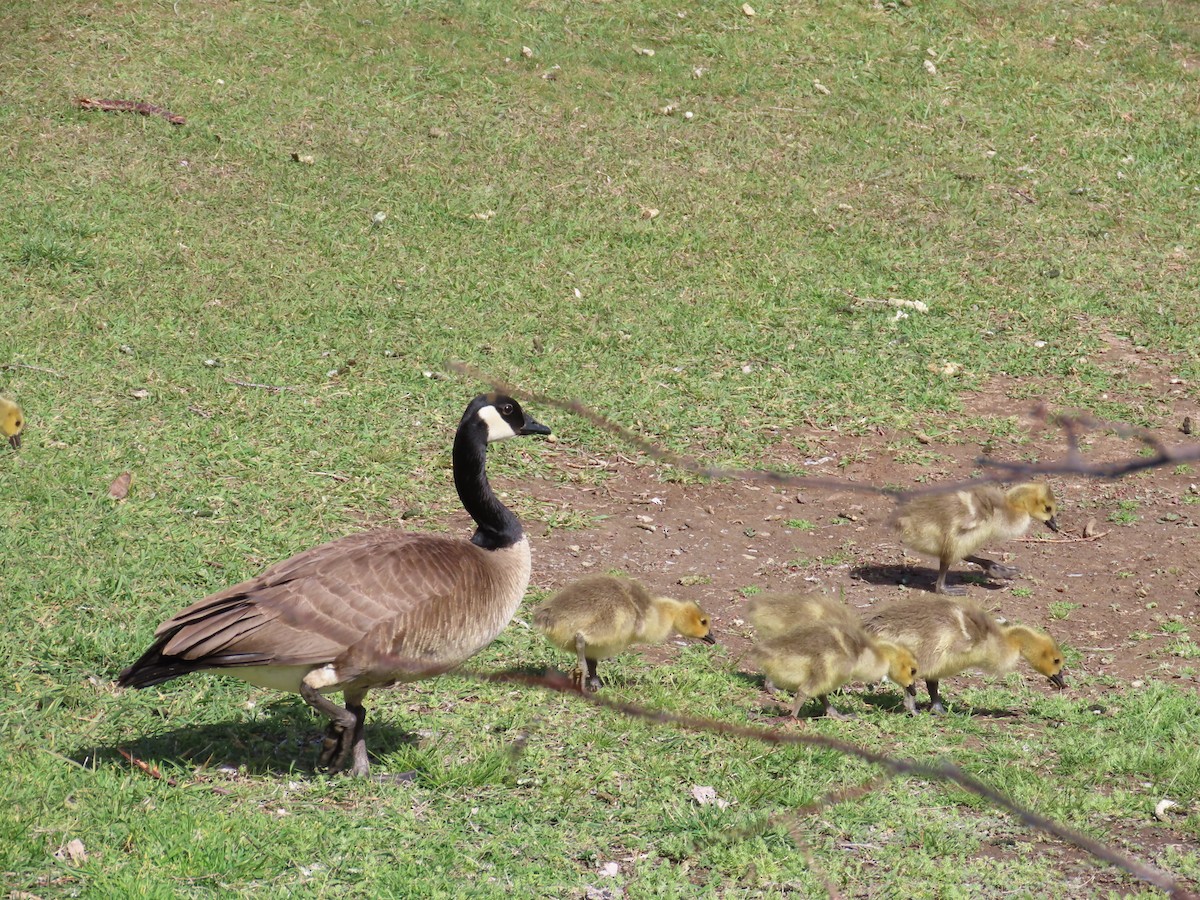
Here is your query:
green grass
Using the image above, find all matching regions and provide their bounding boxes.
[3,0,1200,896]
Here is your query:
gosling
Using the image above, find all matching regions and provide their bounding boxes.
[752,623,918,720]
[746,590,860,641]
[864,595,1066,714]
[532,575,716,692]
[891,482,1059,594]
[0,397,24,449]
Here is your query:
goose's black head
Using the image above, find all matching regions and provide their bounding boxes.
[463,393,551,443]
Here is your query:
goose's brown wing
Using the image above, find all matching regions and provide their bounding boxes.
[120,530,491,686]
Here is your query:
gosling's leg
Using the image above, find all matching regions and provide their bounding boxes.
[820,695,854,720]
[965,553,1020,581]
[584,657,602,693]
[789,691,810,718]
[934,559,968,595]
[300,683,364,775]
[572,633,588,691]
[927,679,946,716]
[903,683,919,715]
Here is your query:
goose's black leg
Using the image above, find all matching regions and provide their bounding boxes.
[301,683,365,775]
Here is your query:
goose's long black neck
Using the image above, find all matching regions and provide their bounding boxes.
[453,426,523,550]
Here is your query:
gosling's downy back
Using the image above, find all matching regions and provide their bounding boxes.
[864,596,1064,686]
[746,590,860,640]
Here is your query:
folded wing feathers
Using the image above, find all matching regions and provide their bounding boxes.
[144,531,507,676]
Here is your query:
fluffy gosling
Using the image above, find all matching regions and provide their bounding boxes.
[864,595,1066,714]
[752,623,918,719]
[0,397,24,449]
[891,482,1059,594]
[746,590,860,641]
[533,575,716,692]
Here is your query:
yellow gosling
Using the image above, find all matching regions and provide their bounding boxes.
[752,623,918,719]
[533,575,715,692]
[891,482,1059,595]
[864,595,1066,714]
[745,590,860,641]
[0,397,25,449]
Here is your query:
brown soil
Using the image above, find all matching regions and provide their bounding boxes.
[524,385,1200,688]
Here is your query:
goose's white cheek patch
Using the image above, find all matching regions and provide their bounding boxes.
[477,405,518,442]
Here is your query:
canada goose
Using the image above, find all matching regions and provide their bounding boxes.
[532,575,716,692]
[118,393,551,776]
[891,482,1059,595]
[0,397,24,449]
[863,595,1066,714]
[752,623,918,719]
[746,590,860,641]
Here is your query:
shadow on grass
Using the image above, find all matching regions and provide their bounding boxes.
[72,699,420,779]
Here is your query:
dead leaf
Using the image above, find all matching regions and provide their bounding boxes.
[290,152,315,165]
[56,838,87,865]
[471,210,496,221]
[742,3,756,16]
[108,471,132,500]
[598,861,620,877]
[1083,518,1097,538]
[1154,799,1179,821]
[130,388,150,400]
[690,784,731,808]
[640,207,659,219]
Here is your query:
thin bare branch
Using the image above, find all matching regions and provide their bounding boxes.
[448,362,1200,492]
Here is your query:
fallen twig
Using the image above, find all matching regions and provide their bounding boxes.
[75,97,186,125]
[224,377,297,393]
[118,748,177,785]
[1016,531,1111,544]
[2,362,65,377]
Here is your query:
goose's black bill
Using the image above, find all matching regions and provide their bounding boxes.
[520,415,551,436]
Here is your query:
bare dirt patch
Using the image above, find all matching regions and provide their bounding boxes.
[523,408,1200,688]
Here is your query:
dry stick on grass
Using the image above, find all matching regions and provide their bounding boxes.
[447,363,1200,494]
[223,376,298,393]
[2,362,65,377]
[117,748,177,786]
[74,97,186,125]
[481,669,1197,900]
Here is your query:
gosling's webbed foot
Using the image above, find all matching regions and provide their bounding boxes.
[584,675,603,693]
[966,554,1019,581]
[928,701,947,716]
[985,563,1020,580]
[935,582,969,596]
[821,696,855,720]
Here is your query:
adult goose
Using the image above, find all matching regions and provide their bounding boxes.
[118,393,551,776]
